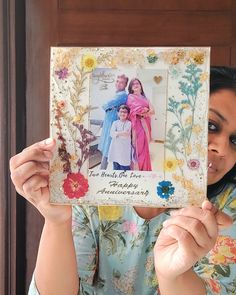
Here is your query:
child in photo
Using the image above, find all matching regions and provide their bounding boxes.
[108,105,132,170]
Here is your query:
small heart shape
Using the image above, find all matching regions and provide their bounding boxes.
[153,75,162,84]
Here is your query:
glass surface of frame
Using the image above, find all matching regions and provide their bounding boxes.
[49,47,210,207]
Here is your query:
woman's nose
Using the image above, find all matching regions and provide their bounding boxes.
[208,134,229,157]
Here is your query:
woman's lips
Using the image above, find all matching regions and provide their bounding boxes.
[208,162,217,173]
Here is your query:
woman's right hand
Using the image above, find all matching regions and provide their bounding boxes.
[142,107,149,114]
[10,138,72,225]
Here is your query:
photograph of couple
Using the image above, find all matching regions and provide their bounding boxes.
[89,68,167,172]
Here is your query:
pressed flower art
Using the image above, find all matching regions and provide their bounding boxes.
[50,47,210,207]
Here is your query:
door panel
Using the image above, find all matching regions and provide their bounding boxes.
[25,0,236,291]
[58,11,231,46]
[60,0,232,11]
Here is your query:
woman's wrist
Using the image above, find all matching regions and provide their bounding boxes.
[156,269,206,295]
[44,215,72,230]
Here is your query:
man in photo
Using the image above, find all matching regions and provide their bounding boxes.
[108,105,132,170]
[98,74,129,169]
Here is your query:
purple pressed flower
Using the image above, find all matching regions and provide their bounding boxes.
[187,159,200,170]
[55,67,69,80]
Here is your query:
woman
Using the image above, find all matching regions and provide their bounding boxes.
[10,67,236,294]
[127,78,154,171]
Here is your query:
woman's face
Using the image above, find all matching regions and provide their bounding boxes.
[132,80,142,93]
[208,89,236,185]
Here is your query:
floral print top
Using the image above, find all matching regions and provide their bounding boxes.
[29,184,236,295]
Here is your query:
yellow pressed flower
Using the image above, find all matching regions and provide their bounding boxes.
[54,48,81,70]
[185,115,192,125]
[109,57,117,68]
[72,114,83,124]
[177,159,184,167]
[194,53,205,64]
[195,143,206,157]
[181,179,193,190]
[79,105,87,113]
[146,49,156,55]
[164,158,178,172]
[171,56,180,65]
[172,174,181,181]
[98,206,123,221]
[81,54,97,71]
[192,124,202,135]
[176,49,186,59]
[70,154,78,161]
[182,104,190,109]
[186,144,192,155]
[50,159,63,172]
[200,72,209,82]
[190,52,205,65]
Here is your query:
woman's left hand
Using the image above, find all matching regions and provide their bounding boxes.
[154,201,232,280]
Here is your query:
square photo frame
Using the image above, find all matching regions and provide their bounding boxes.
[49,47,210,207]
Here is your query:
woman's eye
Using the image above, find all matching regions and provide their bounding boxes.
[208,121,218,131]
[230,136,236,146]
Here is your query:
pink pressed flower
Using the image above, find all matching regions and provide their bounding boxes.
[122,221,138,235]
[57,100,66,109]
[187,159,200,170]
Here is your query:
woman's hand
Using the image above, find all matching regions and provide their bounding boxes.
[10,138,72,225]
[142,107,149,113]
[154,201,232,280]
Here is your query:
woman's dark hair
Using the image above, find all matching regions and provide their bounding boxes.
[128,78,146,97]
[208,66,236,199]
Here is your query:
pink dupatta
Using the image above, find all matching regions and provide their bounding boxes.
[127,94,152,171]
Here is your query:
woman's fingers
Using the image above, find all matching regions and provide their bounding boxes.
[9,138,55,171]
[170,206,218,239]
[9,138,55,202]
[22,174,49,206]
[22,138,55,153]
[161,224,198,252]
[201,200,233,229]
[11,161,49,195]
[162,215,214,249]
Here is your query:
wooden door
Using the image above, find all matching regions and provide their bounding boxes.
[25,0,236,292]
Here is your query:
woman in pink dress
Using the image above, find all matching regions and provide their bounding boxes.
[127,78,154,171]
